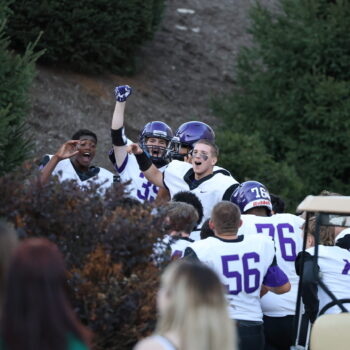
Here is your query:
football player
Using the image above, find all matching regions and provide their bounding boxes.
[295,226,350,323]
[231,181,304,350]
[172,191,203,241]
[40,129,114,191]
[156,121,218,203]
[161,202,198,260]
[184,201,290,350]
[128,139,239,225]
[167,121,215,162]
[109,85,173,202]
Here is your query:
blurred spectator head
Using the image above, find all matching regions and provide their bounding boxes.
[1,238,90,350]
[156,260,236,350]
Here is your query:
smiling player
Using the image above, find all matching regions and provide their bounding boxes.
[39,129,114,190]
[128,139,238,224]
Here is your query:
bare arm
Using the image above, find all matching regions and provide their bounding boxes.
[127,143,165,188]
[40,140,79,186]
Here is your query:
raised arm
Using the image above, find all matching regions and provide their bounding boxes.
[127,143,165,188]
[40,140,80,186]
[110,85,132,168]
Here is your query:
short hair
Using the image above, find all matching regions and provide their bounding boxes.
[211,201,241,235]
[71,129,97,143]
[193,139,219,158]
[270,193,285,214]
[165,202,199,234]
[200,218,215,240]
[172,191,203,225]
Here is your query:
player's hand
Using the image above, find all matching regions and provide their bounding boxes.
[55,140,80,160]
[115,85,132,102]
[127,143,143,155]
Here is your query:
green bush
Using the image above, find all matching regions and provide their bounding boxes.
[0,1,42,176]
[214,0,350,204]
[7,0,165,73]
[216,131,303,210]
[0,165,169,350]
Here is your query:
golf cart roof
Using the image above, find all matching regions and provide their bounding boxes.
[297,195,350,214]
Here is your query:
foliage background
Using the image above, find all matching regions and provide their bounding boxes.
[6,0,165,73]
[214,0,350,208]
[0,0,43,177]
[0,166,168,350]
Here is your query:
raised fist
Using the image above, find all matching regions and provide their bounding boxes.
[114,85,132,102]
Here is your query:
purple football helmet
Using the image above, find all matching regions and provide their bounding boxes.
[168,121,215,161]
[230,181,272,215]
[139,121,173,167]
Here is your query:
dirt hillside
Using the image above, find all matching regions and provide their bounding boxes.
[28,0,272,170]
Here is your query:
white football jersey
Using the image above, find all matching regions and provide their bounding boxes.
[189,235,276,321]
[153,235,194,264]
[238,213,304,317]
[163,160,238,224]
[115,152,165,202]
[47,155,114,191]
[306,245,350,315]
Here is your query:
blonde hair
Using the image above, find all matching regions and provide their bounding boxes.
[156,260,236,350]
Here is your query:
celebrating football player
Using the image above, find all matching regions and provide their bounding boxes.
[156,120,220,203]
[109,85,173,202]
[40,129,114,191]
[184,201,290,350]
[231,181,304,350]
[128,138,238,225]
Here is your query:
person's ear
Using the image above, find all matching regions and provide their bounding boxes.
[211,156,217,166]
[239,219,243,228]
[209,220,215,231]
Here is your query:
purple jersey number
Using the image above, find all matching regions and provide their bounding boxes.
[342,259,350,275]
[221,252,260,295]
[256,223,297,261]
[137,172,159,202]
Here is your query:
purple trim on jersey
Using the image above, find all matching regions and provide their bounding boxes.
[115,154,129,173]
[263,265,289,287]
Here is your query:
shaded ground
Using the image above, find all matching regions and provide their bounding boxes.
[28,0,272,170]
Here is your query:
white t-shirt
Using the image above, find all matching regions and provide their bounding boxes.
[163,160,238,224]
[47,155,114,191]
[188,235,280,321]
[238,213,304,317]
[306,245,350,315]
